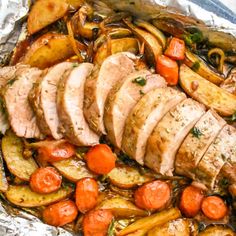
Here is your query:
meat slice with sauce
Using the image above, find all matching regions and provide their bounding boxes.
[145,98,205,176]
[122,87,186,165]
[57,63,99,146]
[175,110,226,179]
[84,52,136,135]
[3,67,43,138]
[104,70,167,148]
[0,64,29,134]
[29,62,74,139]
[194,124,236,189]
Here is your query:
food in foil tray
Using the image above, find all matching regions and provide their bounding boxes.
[0,0,236,235]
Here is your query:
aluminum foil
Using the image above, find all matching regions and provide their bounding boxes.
[0,0,235,235]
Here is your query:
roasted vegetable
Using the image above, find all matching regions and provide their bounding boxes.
[184,50,224,85]
[66,0,84,10]
[147,218,198,236]
[27,0,69,35]
[117,208,181,236]
[0,149,8,192]
[124,19,162,68]
[22,33,86,69]
[108,165,153,189]
[198,225,235,236]
[98,197,148,218]
[94,38,139,65]
[134,19,166,48]
[52,157,94,182]
[5,185,73,207]
[1,131,38,181]
[179,64,236,116]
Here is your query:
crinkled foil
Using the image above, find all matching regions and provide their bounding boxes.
[0,0,236,235]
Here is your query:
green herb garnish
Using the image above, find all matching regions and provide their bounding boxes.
[219,177,229,189]
[107,218,115,236]
[191,61,200,72]
[191,127,203,139]
[7,77,17,86]
[229,111,236,122]
[183,30,203,46]
[72,63,79,68]
[132,77,146,86]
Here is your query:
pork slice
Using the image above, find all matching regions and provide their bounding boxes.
[175,110,226,179]
[104,70,167,148]
[57,63,99,146]
[84,52,136,135]
[29,62,74,139]
[3,67,43,138]
[0,64,30,134]
[195,124,236,189]
[122,87,186,165]
[145,98,206,176]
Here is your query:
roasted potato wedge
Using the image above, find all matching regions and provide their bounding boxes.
[184,50,224,85]
[52,157,95,182]
[5,185,73,208]
[198,225,235,236]
[1,131,38,181]
[147,218,198,236]
[124,19,162,67]
[94,38,139,65]
[98,197,148,218]
[179,64,236,116]
[22,33,85,69]
[117,208,181,236]
[108,165,153,189]
[0,148,8,192]
[27,0,69,35]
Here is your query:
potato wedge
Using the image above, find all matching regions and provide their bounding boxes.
[147,218,198,236]
[117,208,181,236]
[1,131,38,181]
[198,225,235,236]
[94,38,139,65]
[179,64,236,116]
[184,50,224,85]
[22,33,85,69]
[52,157,95,182]
[108,165,153,189]
[98,197,148,218]
[5,185,73,208]
[27,0,69,35]
[0,148,8,192]
[124,19,162,67]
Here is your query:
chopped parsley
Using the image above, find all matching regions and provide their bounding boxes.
[107,218,115,236]
[72,63,79,68]
[229,111,236,122]
[191,61,200,72]
[132,77,146,86]
[183,30,203,46]
[219,177,229,189]
[191,127,203,139]
[7,77,17,86]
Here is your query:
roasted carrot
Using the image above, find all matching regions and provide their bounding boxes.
[43,200,78,227]
[156,55,179,85]
[38,140,75,162]
[165,37,185,60]
[83,209,113,236]
[86,144,116,175]
[179,185,204,217]
[201,196,228,220]
[134,180,171,211]
[75,177,99,213]
[30,167,62,194]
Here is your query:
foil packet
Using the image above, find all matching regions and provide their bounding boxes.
[0,0,235,235]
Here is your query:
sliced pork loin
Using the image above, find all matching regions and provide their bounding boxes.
[175,110,226,179]
[57,63,99,146]
[3,67,43,138]
[0,64,30,134]
[122,87,186,165]
[145,98,206,176]
[104,70,167,148]
[29,62,74,139]
[84,52,136,135]
[194,124,236,189]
